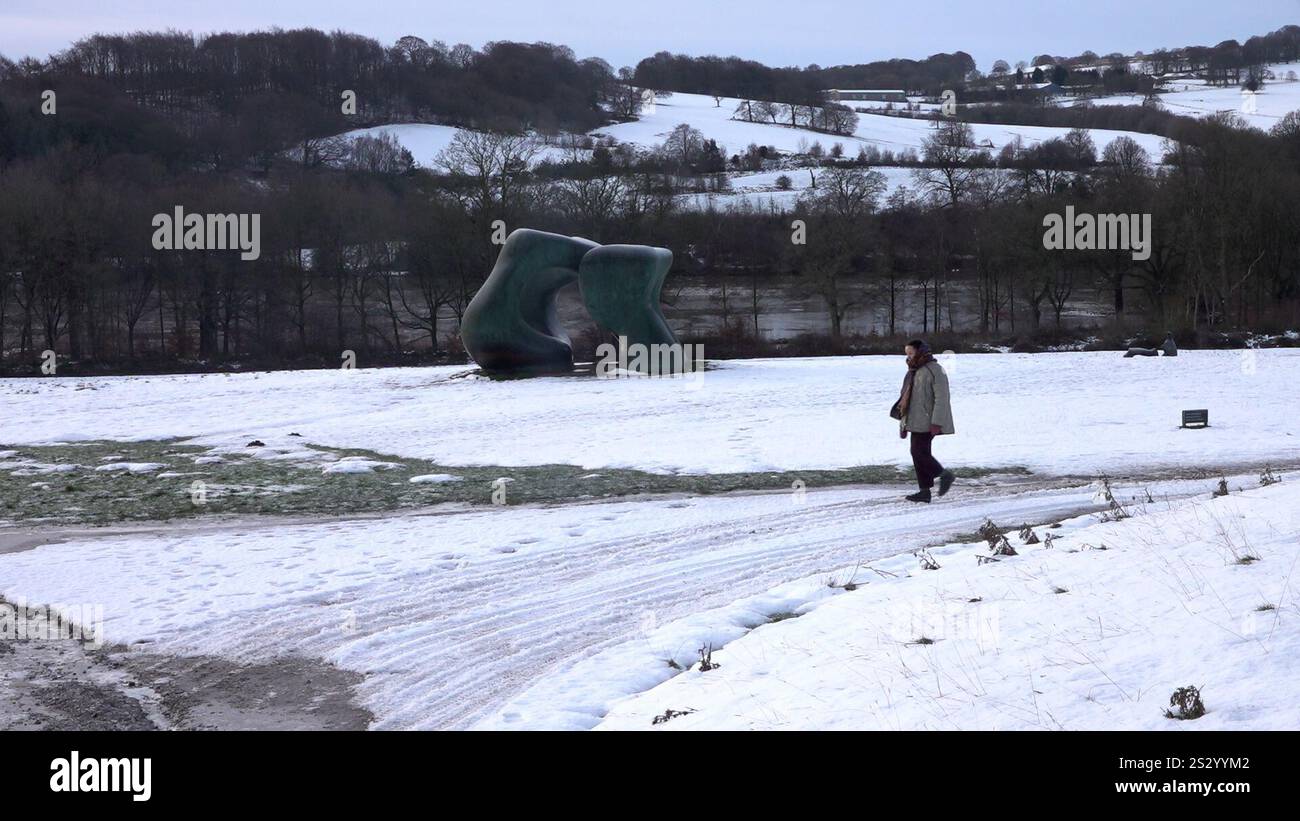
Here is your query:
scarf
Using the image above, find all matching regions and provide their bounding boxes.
[896,348,935,422]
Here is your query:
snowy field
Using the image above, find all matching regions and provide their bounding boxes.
[3,350,1297,476]
[341,123,462,166]
[595,92,1169,159]
[3,351,1298,730]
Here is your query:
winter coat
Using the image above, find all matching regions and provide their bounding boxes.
[903,361,955,435]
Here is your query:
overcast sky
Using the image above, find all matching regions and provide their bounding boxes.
[3,0,1298,71]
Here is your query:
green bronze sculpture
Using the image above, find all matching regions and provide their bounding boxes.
[460,229,598,373]
[578,244,676,349]
[460,228,679,374]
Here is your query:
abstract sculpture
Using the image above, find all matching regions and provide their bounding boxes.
[460,228,679,374]
[460,229,598,372]
[578,244,676,348]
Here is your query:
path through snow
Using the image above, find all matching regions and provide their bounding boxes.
[0,473,1247,729]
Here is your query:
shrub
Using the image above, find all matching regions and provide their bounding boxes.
[1164,685,1206,720]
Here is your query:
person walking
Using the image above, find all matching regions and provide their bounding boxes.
[890,340,955,503]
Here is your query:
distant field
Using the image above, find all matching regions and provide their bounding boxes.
[2,350,1296,477]
[1064,61,1300,129]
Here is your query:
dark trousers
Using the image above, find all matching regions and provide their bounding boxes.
[909,432,945,490]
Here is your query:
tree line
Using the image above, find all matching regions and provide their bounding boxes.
[2,27,1299,374]
[632,50,975,103]
[2,29,623,138]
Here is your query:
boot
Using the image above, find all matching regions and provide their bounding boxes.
[906,488,932,503]
[938,470,956,497]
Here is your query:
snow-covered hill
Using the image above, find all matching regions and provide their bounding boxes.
[337,90,1171,211]
[596,91,1169,158]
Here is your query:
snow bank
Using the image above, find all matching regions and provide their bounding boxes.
[409,473,463,484]
[320,457,402,475]
[596,478,1300,730]
[93,462,166,473]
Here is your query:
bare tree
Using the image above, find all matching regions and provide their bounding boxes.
[1101,135,1151,180]
[798,167,887,343]
[753,100,781,123]
[555,175,631,241]
[912,120,977,207]
[660,122,708,170]
[346,132,415,175]
[437,129,541,216]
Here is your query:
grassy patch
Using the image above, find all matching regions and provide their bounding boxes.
[0,439,1029,526]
